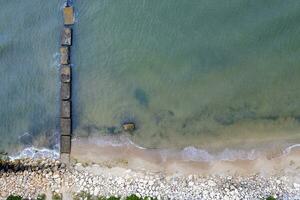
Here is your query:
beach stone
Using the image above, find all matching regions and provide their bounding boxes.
[122,123,135,132]
[61,118,71,136]
[60,46,69,65]
[93,187,100,196]
[61,82,71,100]
[61,65,71,83]
[294,183,300,188]
[208,180,217,187]
[148,180,154,186]
[63,6,74,25]
[61,135,71,154]
[188,181,194,187]
[61,27,72,46]
[61,100,71,118]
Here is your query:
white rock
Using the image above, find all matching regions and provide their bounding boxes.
[223,195,230,200]
[293,183,300,188]
[53,174,60,179]
[116,178,123,185]
[207,180,217,187]
[188,181,194,187]
[148,180,154,186]
[93,187,100,196]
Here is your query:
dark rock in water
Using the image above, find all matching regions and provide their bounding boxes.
[153,109,175,124]
[122,122,135,132]
[107,126,117,134]
[82,124,100,135]
[19,132,33,145]
[134,88,149,107]
[0,151,9,161]
[81,124,121,136]
[214,115,235,126]
[261,115,279,121]
[214,110,256,126]
[115,111,137,124]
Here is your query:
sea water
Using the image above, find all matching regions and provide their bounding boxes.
[0,1,61,154]
[72,0,300,153]
[1,1,300,158]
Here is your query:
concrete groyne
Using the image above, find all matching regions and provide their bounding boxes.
[60,3,74,162]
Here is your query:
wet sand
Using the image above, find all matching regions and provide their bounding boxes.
[71,137,300,178]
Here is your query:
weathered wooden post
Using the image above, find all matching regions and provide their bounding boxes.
[60,3,74,163]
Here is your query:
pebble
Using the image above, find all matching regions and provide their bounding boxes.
[0,158,299,200]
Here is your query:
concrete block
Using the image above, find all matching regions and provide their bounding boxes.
[61,27,72,46]
[61,82,71,100]
[60,47,69,65]
[63,6,74,25]
[61,118,71,136]
[60,65,71,83]
[61,100,71,118]
[60,153,70,164]
[61,135,71,154]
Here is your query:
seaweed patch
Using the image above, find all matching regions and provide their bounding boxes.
[134,88,149,107]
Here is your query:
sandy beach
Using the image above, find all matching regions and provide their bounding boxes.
[71,137,300,177]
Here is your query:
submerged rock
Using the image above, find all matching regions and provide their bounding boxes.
[122,123,135,132]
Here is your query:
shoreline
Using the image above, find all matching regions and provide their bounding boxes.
[1,138,300,199]
[71,137,300,176]
[5,135,300,176]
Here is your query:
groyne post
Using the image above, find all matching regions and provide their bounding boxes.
[60,3,74,163]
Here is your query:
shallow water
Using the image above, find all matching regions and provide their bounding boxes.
[0,1,61,153]
[73,0,300,151]
[1,1,300,157]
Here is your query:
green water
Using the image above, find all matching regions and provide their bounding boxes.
[73,0,300,150]
[0,1,61,153]
[1,0,300,155]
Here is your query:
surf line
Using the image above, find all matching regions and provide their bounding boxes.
[60,0,74,162]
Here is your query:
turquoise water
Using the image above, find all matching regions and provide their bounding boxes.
[0,1,61,153]
[73,0,300,150]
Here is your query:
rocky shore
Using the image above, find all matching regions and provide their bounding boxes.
[1,158,300,200]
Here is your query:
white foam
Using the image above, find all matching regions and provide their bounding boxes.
[126,138,147,150]
[52,52,60,68]
[13,135,298,163]
[181,146,214,162]
[180,146,261,162]
[283,144,300,155]
[9,147,59,160]
[79,136,300,162]
[80,135,147,149]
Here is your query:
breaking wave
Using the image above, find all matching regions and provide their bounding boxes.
[9,147,59,160]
